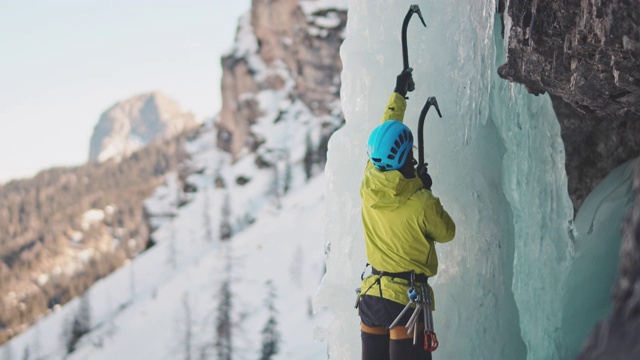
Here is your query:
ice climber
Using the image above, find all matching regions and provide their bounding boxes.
[356,68,456,360]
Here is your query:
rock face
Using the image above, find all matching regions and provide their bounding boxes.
[498,0,640,211]
[217,0,346,158]
[551,95,640,211]
[498,0,640,117]
[89,91,198,162]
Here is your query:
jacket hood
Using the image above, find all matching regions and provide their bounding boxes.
[361,162,424,210]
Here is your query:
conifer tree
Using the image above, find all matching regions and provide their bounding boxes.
[215,280,232,360]
[271,165,282,209]
[283,150,292,195]
[260,280,280,360]
[181,292,193,360]
[65,292,91,354]
[203,188,213,242]
[215,247,233,360]
[220,193,232,241]
[303,132,315,180]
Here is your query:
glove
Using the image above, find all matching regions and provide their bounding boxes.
[394,68,415,97]
[417,163,432,191]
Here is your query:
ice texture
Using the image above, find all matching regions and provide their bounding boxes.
[315,1,634,359]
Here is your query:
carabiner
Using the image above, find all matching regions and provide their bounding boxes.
[424,331,439,352]
[408,286,418,302]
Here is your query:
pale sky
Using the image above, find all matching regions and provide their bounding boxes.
[0,0,251,183]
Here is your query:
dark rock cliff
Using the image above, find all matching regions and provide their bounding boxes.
[498,0,640,117]
[498,1,640,358]
[498,0,640,212]
[551,95,640,212]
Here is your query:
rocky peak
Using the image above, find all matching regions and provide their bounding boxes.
[89,91,198,162]
[217,0,347,158]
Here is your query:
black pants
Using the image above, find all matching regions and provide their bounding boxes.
[362,332,432,360]
[360,295,432,360]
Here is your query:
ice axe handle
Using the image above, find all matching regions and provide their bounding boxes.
[402,4,427,71]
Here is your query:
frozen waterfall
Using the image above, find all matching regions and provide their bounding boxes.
[315,1,633,359]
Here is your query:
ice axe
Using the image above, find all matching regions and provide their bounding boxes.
[401,5,427,94]
[416,97,442,184]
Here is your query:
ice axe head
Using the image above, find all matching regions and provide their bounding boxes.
[417,96,443,167]
[409,5,427,28]
[402,5,428,71]
[426,97,442,118]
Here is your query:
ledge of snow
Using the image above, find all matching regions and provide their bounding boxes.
[299,0,348,15]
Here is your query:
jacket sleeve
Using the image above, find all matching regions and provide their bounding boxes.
[381,92,407,123]
[424,195,456,243]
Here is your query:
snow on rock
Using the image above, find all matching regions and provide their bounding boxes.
[299,0,348,14]
[218,0,346,159]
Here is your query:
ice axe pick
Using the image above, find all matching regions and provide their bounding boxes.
[401,5,427,94]
[417,97,442,177]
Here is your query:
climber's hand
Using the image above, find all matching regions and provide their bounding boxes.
[417,163,432,191]
[394,68,414,97]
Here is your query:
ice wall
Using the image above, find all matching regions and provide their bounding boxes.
[316,0,632,359]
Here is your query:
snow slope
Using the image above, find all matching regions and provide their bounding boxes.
[1,123,329,359]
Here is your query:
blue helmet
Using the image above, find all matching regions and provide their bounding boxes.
[367,120,413,171]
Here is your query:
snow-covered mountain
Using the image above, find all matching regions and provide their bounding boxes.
[89,91,199,162]
[6,0,638,359]
[0,126,330,359]
[0,0,348,359]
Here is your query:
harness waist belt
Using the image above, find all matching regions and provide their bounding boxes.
[371,267,429,283]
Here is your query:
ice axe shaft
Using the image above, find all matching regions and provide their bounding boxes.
[417,97,442,167]
[402,5,427,71]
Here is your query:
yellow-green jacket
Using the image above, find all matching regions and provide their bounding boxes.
[360,92,456,307]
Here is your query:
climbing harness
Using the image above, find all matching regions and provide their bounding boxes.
[387,272,439,351]
[354,265,428,307]
[371,266,429,283]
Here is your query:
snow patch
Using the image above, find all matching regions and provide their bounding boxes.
[81,209,105,231]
